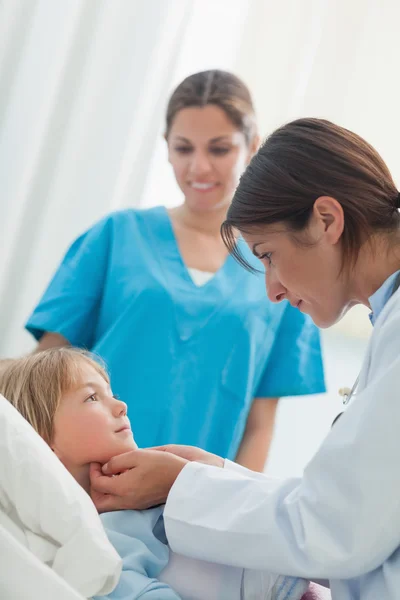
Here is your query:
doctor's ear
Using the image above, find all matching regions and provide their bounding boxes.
[313,196,345,245]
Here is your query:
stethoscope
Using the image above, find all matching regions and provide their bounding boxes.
[331,376,359,427]
[332,271,400,428]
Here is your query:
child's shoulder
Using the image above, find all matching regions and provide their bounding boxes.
[100,506,164,538]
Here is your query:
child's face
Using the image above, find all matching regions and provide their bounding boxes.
[51,363,137,468]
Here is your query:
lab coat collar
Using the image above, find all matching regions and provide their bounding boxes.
[368,270,400,326]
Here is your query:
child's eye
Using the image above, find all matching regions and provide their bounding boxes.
[84,394,97,403]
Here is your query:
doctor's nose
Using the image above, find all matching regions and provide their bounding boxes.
[265,270,286,303]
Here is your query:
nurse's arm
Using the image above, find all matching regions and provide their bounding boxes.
[36,331,70,351]
[235,397,278,472]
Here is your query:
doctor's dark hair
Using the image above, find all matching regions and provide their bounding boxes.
[165,70,257,144]
[222,118,400,269]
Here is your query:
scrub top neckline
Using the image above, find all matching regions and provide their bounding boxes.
[159,205,235,291]
[141,205,248,341]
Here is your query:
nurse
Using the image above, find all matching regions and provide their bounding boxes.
[90,118,400,599]
[26,71,324,470]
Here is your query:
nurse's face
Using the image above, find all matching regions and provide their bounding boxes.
[242,197,353,328]
[167,105,256,213]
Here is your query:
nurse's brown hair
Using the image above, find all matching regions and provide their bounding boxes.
[221,118,400,270]
[165,70,257,144]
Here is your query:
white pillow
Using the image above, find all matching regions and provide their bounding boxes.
[0,394,121,598]
[0,521,86,600]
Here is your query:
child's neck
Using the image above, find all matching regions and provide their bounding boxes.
[68,463,91,494]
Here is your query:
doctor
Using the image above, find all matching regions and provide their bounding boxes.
[90,117,400,600]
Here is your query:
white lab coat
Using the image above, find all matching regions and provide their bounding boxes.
[164,287,400,600]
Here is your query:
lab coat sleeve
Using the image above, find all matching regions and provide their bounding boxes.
[223,459,282,481]
[164,315,400,580]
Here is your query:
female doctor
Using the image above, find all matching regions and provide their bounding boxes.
[26,71,324,471]
[91,118,400,599]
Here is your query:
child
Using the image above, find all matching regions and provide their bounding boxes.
[0,348,319,600]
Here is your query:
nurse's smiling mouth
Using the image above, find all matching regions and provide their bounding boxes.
[189,181,220,192]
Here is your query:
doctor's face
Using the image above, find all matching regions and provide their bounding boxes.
[51,363,137,469]
[167,105,255,213]
[242,200,352,328]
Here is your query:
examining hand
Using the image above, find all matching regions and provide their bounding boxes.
[90,449,187,512]
[152,444,224,468]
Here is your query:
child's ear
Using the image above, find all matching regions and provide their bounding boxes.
[49,439,59,456]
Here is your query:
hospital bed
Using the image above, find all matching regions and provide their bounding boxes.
[0,394,329,600]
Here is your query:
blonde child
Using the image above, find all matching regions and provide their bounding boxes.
[0,348,316,600]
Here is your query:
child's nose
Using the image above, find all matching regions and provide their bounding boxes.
[113,397,127,416]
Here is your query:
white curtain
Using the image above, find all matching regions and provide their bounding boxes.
[1,0,400,356]
[1,0,400,477]
[235,0,400,339]
[0,0,249,356]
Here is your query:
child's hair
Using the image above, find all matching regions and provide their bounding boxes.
[0,347,109,443]
[0,358,16,377]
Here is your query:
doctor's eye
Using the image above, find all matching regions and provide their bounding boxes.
[259,252,273,266]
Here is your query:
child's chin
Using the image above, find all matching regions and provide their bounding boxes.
[96,445,135,465]
[114,440,137,456]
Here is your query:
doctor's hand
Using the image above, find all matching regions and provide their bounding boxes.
[89,449,188,512]
[152,444,224,468]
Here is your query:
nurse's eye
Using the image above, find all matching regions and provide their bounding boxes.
[84,394,98,403]
[259,252,273,266]
[174,146,192,154]
[209,146,230,156]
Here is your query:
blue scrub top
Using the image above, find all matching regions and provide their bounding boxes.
[26,207,325,459]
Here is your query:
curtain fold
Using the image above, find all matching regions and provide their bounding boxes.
[1,0,399,355]
[0,0,199,355]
